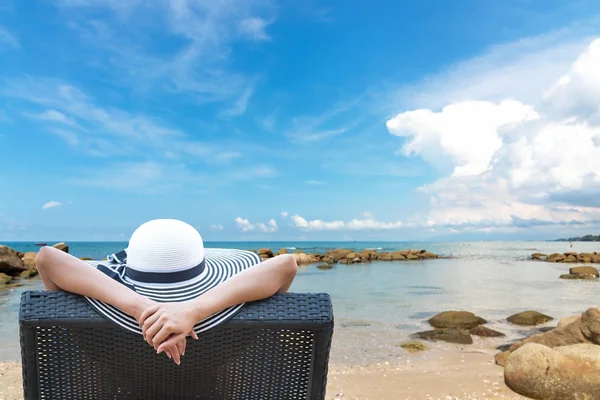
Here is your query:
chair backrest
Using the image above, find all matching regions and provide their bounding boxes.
[19,291,333,400]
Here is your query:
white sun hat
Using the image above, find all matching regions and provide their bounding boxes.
[84,219,261,335]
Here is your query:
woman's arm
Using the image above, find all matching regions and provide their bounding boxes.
[141,254,298,352]
[36,247,192,364]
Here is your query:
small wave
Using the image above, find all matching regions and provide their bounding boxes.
[286,247,296,250]
[366,247,383,250]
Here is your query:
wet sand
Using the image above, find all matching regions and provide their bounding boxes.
[0,350,525,400]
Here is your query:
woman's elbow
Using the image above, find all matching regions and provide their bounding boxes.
[279,254,298,278]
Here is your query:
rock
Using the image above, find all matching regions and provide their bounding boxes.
[504,343,600,400]
[470,326,505,337]
[398,250,410,255]
[570,266,599,277]
[564,252,578,257]
[293,253,319,264]
[564,254,577,263]
[0,246,26,275]
[557,315,580,329]
[509,313,586,352]
[317,264,333,270]
[495,350,510,367]
[345,252,358,259]
[397,340,428,353]
[257,248,274,258]
[531,253,547,260]
[276,248,288,255]
[547,253,565,262]
[428,311,487,330]
[339,258,352,265]
[21,252,37,270]
[20,268,38,278]
[79,257,92,261]
[0,273,12,285]
[406,254,419,260]
[416,328,473,345]
[507,311,553,326]
[420,252,437,259]
[560,273,597,280]
[52,242,69,253]
[580,307,600,345]
[325,249,353,261]
[391,252,406,260]
[322,257,335,264]
[379,253,393,261]
[409,249,420,255]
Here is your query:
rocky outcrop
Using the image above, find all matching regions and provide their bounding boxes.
[317,264,333,270]
[252,247,440,264]
[0,273,12,285]
[504,343,600,400]
[507,311,553,326]
[428,311,487,330]
[536,252,600,263]
[22,252,37,270]
[0,246,26,274]
[415,328,473,344]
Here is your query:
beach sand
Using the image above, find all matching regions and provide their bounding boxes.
[0,350,525,400]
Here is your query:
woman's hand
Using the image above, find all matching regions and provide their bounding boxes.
[140,302,199,353]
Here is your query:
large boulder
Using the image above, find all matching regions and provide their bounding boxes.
[507,311,553,326]
[378,253,393,261]
[275,248,288,255]
[564,254,577,263]
[547,253,565,262]
[570,266,599,277]
[416,328,473,345]
[21,252,37,270]
[0,246,26,275]
[52,242,69,253]
[504,343,600,400]
[428,311,487,330]
[580,307,600,344]
[390,252,406,260]
[406,254,419,260]
[420,252,437,259]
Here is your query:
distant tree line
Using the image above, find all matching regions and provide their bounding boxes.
[555,234,600,242]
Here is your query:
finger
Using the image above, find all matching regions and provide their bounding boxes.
[169,345,181,365]
[165,349,172,359]
[142,312,161,339]
[157,333,187,354]
[145,318,165,347]
[139,304,160,325]
[177,339,185,356]
[153,325,174,350]
[190,330,198,340]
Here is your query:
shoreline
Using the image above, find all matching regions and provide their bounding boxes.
[0,348,526,400]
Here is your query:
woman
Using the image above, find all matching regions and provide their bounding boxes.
[36,219,297,365]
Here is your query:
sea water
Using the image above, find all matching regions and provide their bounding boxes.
[1,241,599,363]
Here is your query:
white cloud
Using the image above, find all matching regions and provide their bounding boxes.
[239,17,271,41]
[220,88,253,117]
[0,25,19,48]
[387,37,600,230]
[281,211,288,218]
[42,201,62,209]
[291,214,402,231]
[287,127,347,143]
[235,217,277,233]
[26,110,82,129]
[210,224,224,231]
[362,211,374,219]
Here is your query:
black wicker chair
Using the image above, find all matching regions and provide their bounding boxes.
[19,291,333,400]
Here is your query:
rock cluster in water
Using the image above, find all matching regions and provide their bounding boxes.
[0,243,69,288]
[255,248,439,265]
[532,251,600,263]
[497,307,600,400]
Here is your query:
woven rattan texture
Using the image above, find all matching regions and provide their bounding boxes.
[20,291,333,400]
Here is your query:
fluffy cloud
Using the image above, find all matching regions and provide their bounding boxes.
[235,217,277,233]
[290,214,402,231]
[387,38,600,230]
[42,201,62,209]
[281,211,288,218]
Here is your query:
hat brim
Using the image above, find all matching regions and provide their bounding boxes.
[84,249,261,335]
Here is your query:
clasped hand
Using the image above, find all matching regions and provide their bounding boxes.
[137,301,200,365]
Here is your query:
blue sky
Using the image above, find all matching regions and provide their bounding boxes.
[1,0,600,241]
